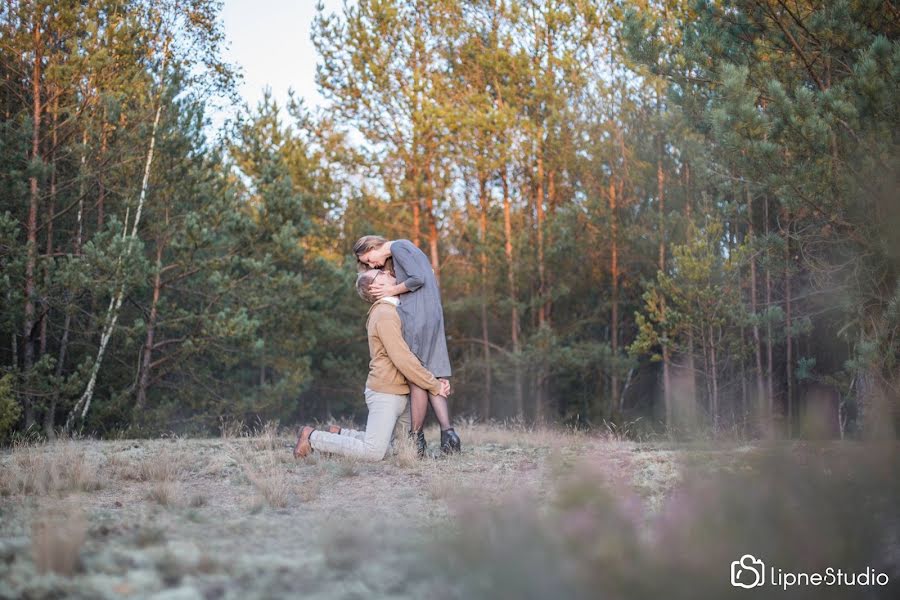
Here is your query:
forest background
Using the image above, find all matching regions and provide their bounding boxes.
[0,0,897,441]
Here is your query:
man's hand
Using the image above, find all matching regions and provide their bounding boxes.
[369,280,394,300]
[438,378,452,398]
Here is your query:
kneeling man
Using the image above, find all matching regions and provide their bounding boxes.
[293,269,449,460]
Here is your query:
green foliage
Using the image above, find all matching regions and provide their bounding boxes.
[0,0,896,439]
[0,374,20,443]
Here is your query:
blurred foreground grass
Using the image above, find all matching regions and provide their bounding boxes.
[0,424,897,599]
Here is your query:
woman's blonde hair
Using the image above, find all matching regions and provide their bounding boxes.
[353,235,389,273]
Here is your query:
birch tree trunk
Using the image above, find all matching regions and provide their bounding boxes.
[66,38,170,430]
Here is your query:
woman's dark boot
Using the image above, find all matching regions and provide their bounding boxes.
[440,428,461,454]
[409,430,427,458]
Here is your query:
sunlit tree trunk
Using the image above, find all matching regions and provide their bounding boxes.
[535,150,546,328]
[97,117,108,229]
[545,169,555,324]
[478,175,492,419]
[41,91,59,437]
[411,200,421,248]
[23,14,44,429]
[40,92,58,359]
[534,148,546,422]
[609,176,619,411]
[502,172,523,418]
[426,193,439,284]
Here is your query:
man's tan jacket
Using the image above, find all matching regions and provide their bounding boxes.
[365,298,442,396]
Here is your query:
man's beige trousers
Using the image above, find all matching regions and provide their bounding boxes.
[309,388,410,460]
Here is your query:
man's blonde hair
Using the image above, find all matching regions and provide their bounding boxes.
[356,270,379,303]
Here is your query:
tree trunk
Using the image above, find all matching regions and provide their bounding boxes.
[746,185,766,431]
[8,289,16,370]
[784,214,793,438]
[764,198,775,422]
[701,322,711,422]
[136,236,165,411]
[39,94,58,359]
[412,199,421,249]
[75,129,87,255]
[656,132,671,429]
[534,149,546,422]
[734,226,746,425]
[23,15,43,429]
[502,172,523,419]
[41,93,59,437]
[709,323,719,433]
[545,169,555,325]
[536,151,546,328]
[683,164,697,408]
[426,193,439,285]
[609,177,619,411]
[97,118,108,229]
[478,175,491,419]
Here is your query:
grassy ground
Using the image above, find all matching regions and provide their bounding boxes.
[1,424,898,599]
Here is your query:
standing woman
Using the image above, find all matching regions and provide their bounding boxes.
[353,235,461,455]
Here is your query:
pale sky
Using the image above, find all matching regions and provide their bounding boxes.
[219,0,346,116]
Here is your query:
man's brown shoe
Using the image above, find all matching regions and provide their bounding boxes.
[293,426,316,458]
[326,425,342,434]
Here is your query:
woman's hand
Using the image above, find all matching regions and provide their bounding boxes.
[438,378,452,397]
[369,280,395,300]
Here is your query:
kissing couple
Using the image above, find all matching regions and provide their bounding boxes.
[294,236,461,460]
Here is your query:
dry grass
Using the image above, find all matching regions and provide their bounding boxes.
[105,452,143,481]
[120,446,188,507]
[146,479,180,506]
[248,420,283,452]
[0,441,102,496]
[297,471,322,503]
[234,445,292,509]
[30,505,88,576]
[460,421,587,450]
[325,454,362,478]
[218,417,248,439]
[138,447,185,482]
[427,472,464,501]
[389,430,422,469]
